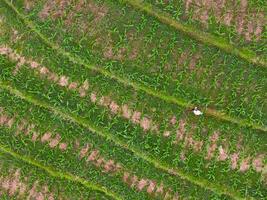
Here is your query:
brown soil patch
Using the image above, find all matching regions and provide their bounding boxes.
[177,50,190,67]
[180,151,186,161]
[255,13,265,41]
[24,124,35,136]
[230,153,239,170]
[104,160,115,172]
[130,175,138,188]
[109,101,120,114]
[79,80,89,97]
[15,120,27,136]
[175,119,186,142]
[30,61,39,69]
[164,190,172,199]
[170,116,177,126]
[87,150,99,162]
[239,157,251,172]
[38,0,71,21]
[68,82,78,90]
[58,76,69,87]
[39,67,49,75]
[11,29,22,43]
[90,92,97,103]
[8,170,20,196]
[205,131,219,160]
[59,143,68,151]
[31,132,39,142]
[24,0,36,12]
[123,172,130,183]
[155,182,164,195]
[7,118,15,128]
[0,168,56,199]
[103,45,127,61]
[95,158,105,167]
[102,30,140,61]
[74,139,80,150]
[188,52,201,71]
[137,179,148,191]
[218,145,228,161]
[183,0,265,41]
[64,0,108,34]
[140,117,151,131]
[147,181,156,194]
[163,131,171,137]
[122,105,132,119]
[41,132,52,143]
[0,108,70,153]
[80,144,91,159]
[99,96,111,107]
[185,0,193,13]
[49,134,61,148]
[0,16,5,32]
[132,111,141,124]
[0,115,8,126]
[223,12,233,26]
[252,154,265,172]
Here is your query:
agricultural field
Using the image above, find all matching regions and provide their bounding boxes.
[0,0,266,199]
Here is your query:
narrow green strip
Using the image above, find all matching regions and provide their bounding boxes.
[0,81,251,200]
[123,0,266,67]
[3,0,266,132]
[0,144,121,200]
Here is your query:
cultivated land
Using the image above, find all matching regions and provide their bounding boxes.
[0,0,266,199]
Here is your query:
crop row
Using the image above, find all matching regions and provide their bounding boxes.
[3,0,267,125]
[0,43,266,174]
[0,90,225,200]
[0,151,112,200]
[0,11,266,200]
[0,37,266,199]
[1,0,267,130]
[141,0,266,57]
[0,0,266,199]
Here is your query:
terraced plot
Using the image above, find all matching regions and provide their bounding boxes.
[0,0,266,199]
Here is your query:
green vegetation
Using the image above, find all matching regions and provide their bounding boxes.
[4,0,266,126]
[0,0,266,199]
[0,150,114,199]
[141,0,266,61]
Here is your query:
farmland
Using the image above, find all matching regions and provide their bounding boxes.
[0,0,266,199]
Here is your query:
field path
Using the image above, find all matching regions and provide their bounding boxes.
[123,0,266,67]
[0,80,254,200]
[3,0,266,133]
[0,144,122,200]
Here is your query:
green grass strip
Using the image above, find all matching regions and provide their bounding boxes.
[0,80,252,200]
[123,0,266,67]
[3,0,266,133]
[0,144,122,200]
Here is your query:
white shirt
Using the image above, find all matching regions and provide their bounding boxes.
[193,108,203,116]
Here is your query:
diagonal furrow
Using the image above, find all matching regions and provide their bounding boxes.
[0,80,251,200]
[2,0,266,133]
[122,0,266,67]
[0,145,122,200]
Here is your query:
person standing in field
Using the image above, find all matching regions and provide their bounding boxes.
[192,107,203,116]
